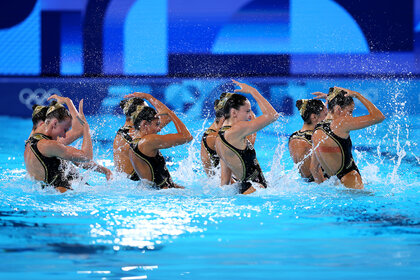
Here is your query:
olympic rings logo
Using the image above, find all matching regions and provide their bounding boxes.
[19,88,61,110]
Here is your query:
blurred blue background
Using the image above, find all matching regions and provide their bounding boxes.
[0,0,418,117]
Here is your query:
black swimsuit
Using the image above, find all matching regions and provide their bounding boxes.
[117,126,133,143]
[289,129,322,182]
[218,127,267,193]
[25,133,77,190]
[202,128,220,168]
[129,138,175,189]
[289,130,313,146]
[116,126,140,181]
[315,120,360,179]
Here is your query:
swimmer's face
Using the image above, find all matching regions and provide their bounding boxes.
[51,118,72,139]
[236,100,252,121]
[145,118,161,134]
[341,103,355,116]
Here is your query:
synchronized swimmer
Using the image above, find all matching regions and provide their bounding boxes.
[215,80,278,194]
[113,95,171,181]
[288,98,327,182]
[24,82,384,193]
[310,87,385,189]
[200,90,256,177]
[24,96,111,193]
[125,92,192,189]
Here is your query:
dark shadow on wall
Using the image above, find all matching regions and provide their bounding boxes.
[0,0,37,28]
[334,0,414,51]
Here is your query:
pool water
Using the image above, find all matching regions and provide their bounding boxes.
[0,99,419,279]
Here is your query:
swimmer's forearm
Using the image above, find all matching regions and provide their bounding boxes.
[145,94,170,112]
[80,161,108,174]
[65,98,84,132]
[169,111,193,141]
[173,183,185,189]
[64,98,78,119]
[352,91,385,123]
[55,99,84,145]
[250,89,279,120]
[81,124,93,160]
[143,94,172,127]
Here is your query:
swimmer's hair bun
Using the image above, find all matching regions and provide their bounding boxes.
[296,99,303,110]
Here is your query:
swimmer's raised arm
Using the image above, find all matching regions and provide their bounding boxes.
[311,92,328,100]
[247,111,257,145]
[233,80,278,118]
[143,105,193,151]
[125,92,171,129]
[232,80,279,137]
[38,140,92,162]
[48,94,83,145]
[336,87,385,131]
[78,100,93,160]
[40,99,93,162]
[311,91,329,108]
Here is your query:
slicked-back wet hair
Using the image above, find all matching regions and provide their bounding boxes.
[132,107,158,130]
[219,93,248,120]
[327,88,354,111]
[31,104,48,129]
[120,97,145,117]
[296,99,325,124]
[213,92,229,123]
[45,101,72,122]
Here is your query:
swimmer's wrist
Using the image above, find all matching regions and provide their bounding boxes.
[76,116,86,126]
[352,90,361,98]
[57,97,70,105]
[248,88,258,94]
[143,93,152,100]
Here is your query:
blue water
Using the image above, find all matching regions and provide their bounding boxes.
[0,92,419,279]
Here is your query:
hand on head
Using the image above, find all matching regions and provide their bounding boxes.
[334,87,357,98]
[311,92,328,100]
[48,94,68,104]
[76,99,87,126]
[124,92,150,99]
[232,79,257,94]
[156,111,169,118]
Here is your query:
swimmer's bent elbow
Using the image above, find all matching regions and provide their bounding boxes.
[370,114,385,126]
[178,133,193,143]
[266,112,280,124]
[377,113,386,123]
[185,134,193,142]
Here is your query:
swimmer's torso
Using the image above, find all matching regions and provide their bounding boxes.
[129,138,175,188]
[24,133,76,189]
[313,119,359,179]
[288,130,314,179]
[201,128,220,171]
[113,125,140,180]
[289,130,313,145]
[216,126,267,187]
